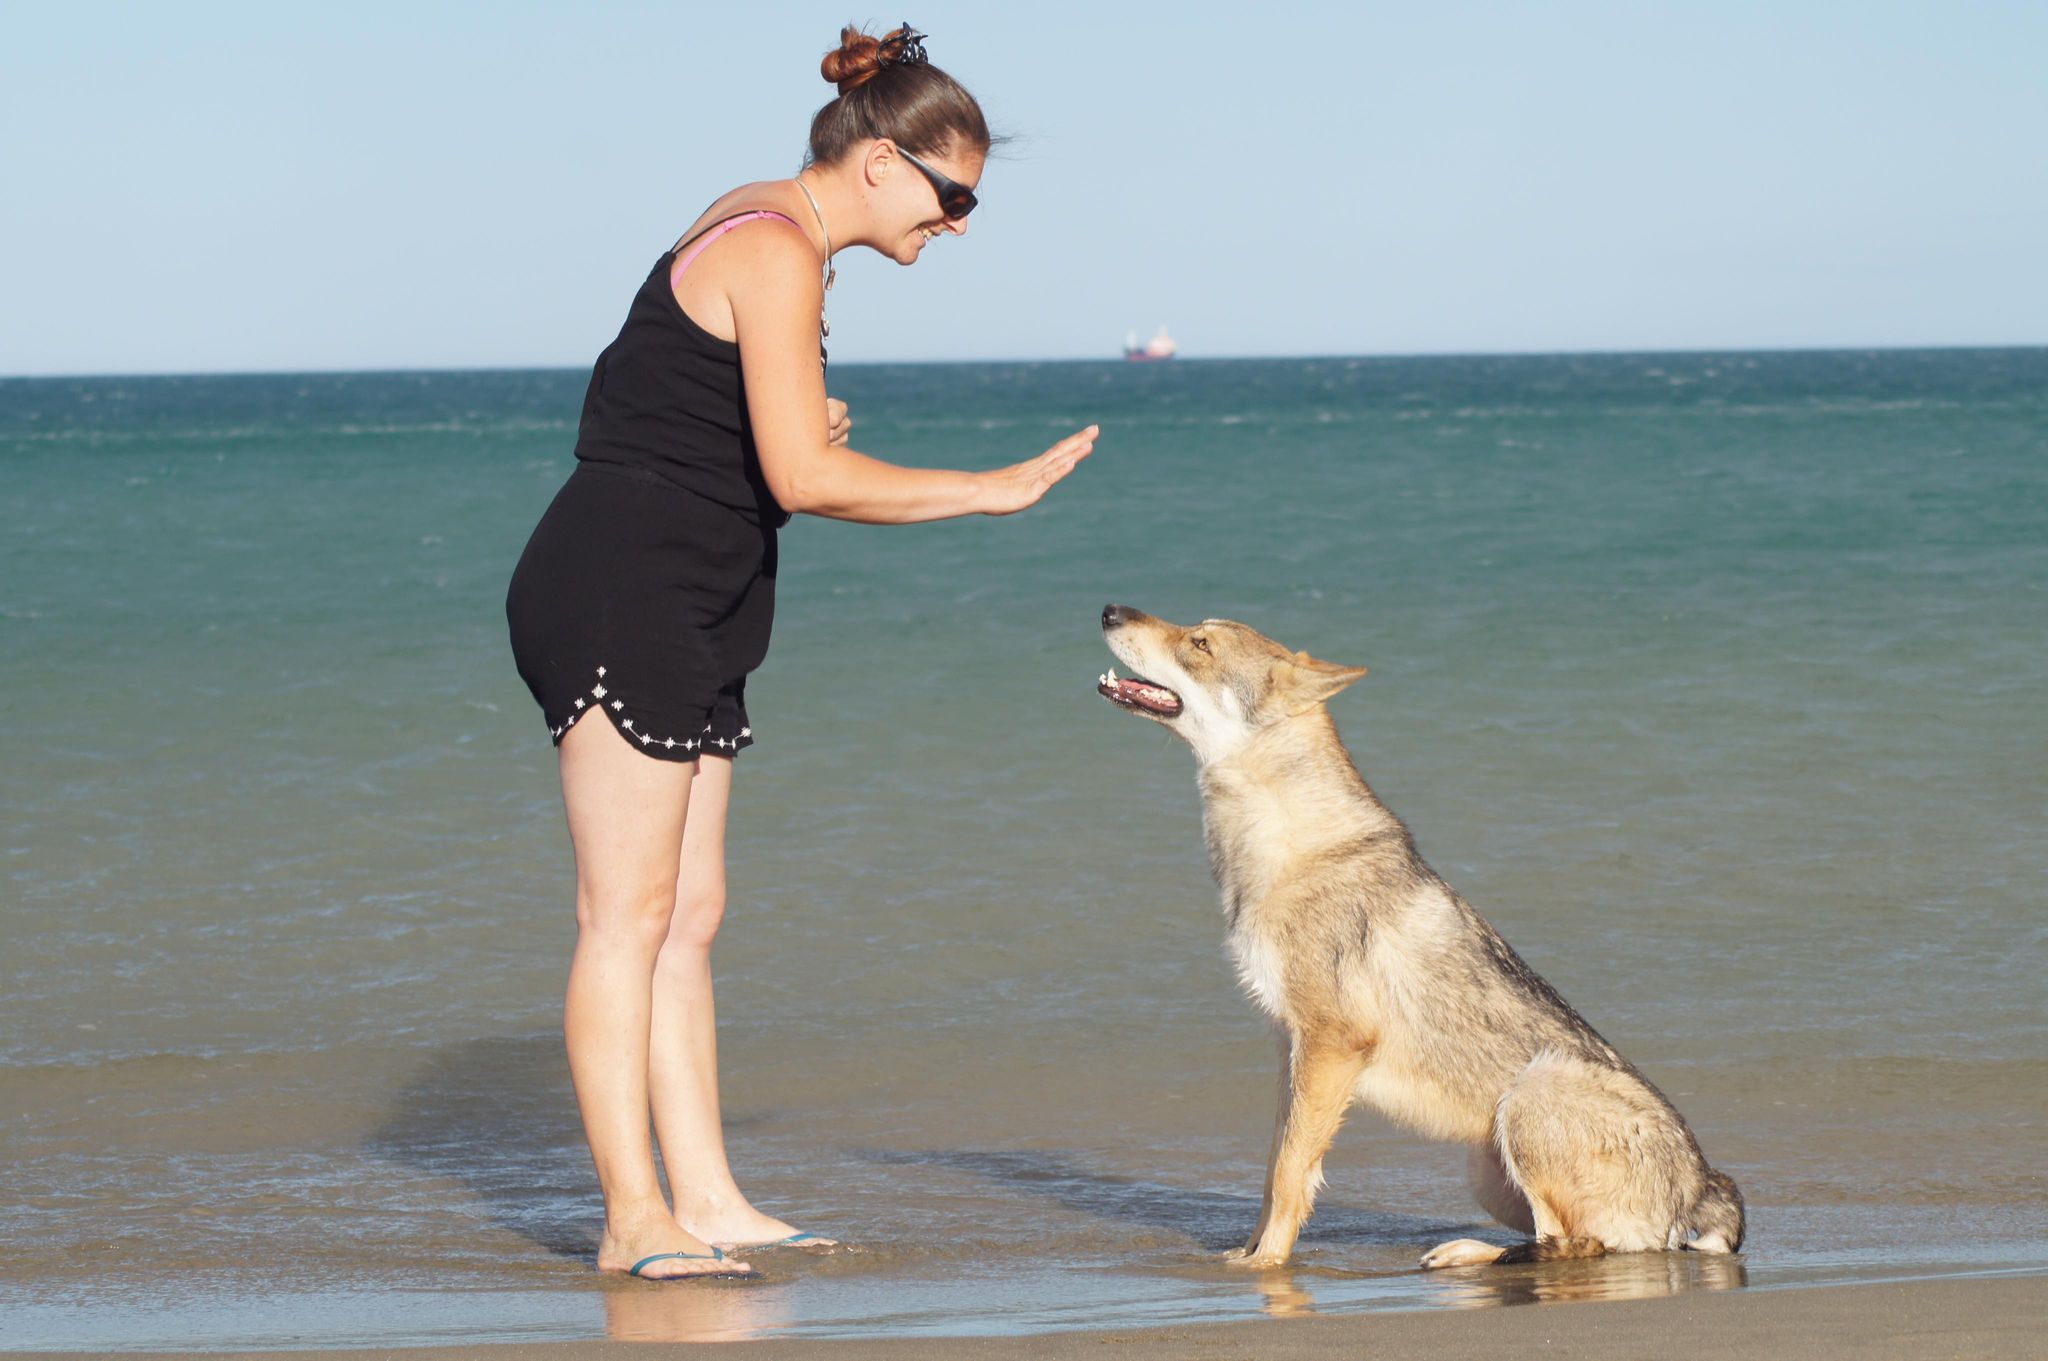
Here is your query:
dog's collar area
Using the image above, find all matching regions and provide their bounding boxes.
[1097,666,1184,717]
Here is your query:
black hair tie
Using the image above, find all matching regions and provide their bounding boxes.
[887,24,929,65]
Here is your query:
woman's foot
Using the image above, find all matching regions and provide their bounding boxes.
[597,1212,752,1279]
[678,1194,837,1250]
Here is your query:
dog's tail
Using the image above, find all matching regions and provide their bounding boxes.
[1496,1235,1607,1263]
[1684,1168,1747,1254]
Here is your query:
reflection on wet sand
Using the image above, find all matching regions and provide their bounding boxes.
[1422,1250,1750,1308]
[1248,1268,1317,1317]
[603,1278,793,1343]
[1240,1251,1747,1319]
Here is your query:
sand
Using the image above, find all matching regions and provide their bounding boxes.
[13,1272,2041,1361]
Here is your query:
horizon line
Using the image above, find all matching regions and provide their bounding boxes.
[4,340,2045,383]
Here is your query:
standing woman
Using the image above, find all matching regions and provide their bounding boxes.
[505,25,1096,1280]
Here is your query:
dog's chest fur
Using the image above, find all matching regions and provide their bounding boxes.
[1197,758,1524,1141]
[1202,789,1294,1018]
[1225,914,1292,1019]
[1200,776,1297,930]
[1198,744,1393,1024]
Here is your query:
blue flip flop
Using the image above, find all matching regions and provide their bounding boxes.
[719,1231,837,1251]
[627,1245,754,1279]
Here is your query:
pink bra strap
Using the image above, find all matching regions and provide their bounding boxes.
[669,211,804,288]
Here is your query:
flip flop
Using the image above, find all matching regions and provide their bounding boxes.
[718,1231,837,1251]
[627,1245,755,1280]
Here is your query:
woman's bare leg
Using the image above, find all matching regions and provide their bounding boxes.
[558,712,748,1278]
[649,756,825,1246]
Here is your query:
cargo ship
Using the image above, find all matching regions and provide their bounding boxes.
[1123,325,1178,362]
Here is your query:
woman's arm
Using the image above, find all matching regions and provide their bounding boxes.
[727,229,1095,524]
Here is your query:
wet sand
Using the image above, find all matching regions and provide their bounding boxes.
[11,1274,2042,1360]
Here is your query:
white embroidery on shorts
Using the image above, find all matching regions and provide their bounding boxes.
[547,666,753,753]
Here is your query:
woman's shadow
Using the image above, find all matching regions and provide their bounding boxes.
[364,1032,605,1260]
[366,1034,799,1343]
[365,1036,1451,1261]
[860,1147,1461,1252]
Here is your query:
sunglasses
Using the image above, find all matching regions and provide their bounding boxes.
[896,146,978,220]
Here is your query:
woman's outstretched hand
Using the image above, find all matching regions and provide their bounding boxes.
[976,425,1099,516]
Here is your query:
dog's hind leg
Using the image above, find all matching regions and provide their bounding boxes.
[1467,1143,1535,1234]
[1420,1236,1512,1269]
[1421,1145,1537,1268]
[1423,1165,1602,1268]
[1423,1057,1623,1270]
[1228,1037,1367,1267]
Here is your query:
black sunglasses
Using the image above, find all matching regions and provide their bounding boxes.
[896,146,978,220]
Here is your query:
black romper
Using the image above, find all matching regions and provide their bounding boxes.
[506,216,798,762]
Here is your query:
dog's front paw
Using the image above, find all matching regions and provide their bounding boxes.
[1420,1238,1506,1270]
[1224,1245,1291,1269]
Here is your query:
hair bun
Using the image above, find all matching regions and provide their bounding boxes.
[821,24,925,94]
[820,26,887,94]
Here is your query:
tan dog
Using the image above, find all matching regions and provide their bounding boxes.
[1096,604,1745,1269]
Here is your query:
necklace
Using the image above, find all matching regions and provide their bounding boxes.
[794,176,834,367]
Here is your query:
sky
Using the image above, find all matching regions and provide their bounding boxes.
[3,1,2044,375]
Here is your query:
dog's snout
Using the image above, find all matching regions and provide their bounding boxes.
[1103,603,1140,630]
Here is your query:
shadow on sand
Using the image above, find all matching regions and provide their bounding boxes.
[364,1037,1750,1321]
[364,1032,785,1258]
[861,1147,1748,1319]
[365,1033,597,1259]
[363,1031,772,1262]
[860,1146,1464,1252]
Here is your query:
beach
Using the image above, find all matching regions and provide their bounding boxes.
[3,352,2044,1351]
[10,1275,2045,1358]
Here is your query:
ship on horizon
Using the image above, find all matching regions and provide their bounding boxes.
[1123,325,1178,362]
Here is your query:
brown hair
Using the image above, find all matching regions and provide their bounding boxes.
[807,24,991,166]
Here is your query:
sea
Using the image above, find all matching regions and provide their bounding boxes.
[2,350,2044,1350]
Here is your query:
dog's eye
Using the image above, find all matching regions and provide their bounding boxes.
[1190,636,1211,654]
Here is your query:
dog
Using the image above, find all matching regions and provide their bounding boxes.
[1096,604,1744,1269]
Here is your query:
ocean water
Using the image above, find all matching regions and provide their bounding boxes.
[2,351,2044,1350]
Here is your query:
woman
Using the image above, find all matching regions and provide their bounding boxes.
[505,24,1096,1280]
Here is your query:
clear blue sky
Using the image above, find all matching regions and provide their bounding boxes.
[4,1,2044,375]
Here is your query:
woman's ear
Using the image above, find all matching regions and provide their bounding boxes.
[861,139,897,188]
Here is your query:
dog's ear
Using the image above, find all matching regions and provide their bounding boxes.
[1280,651,1368,709]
